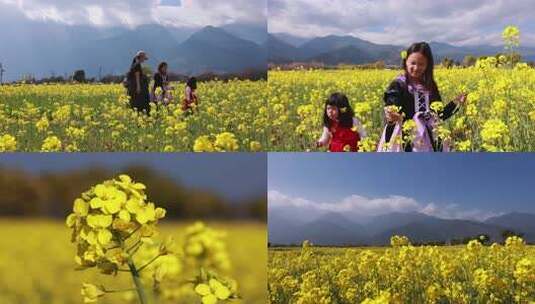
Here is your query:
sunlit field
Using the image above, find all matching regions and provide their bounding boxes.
[0,220,267,304]
[0,80,268,152]
[268,238,535,303]
[268,66,535,152]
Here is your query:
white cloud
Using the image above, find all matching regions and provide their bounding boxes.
[269,190,501,221]
[154,0,266,28]
[268,190,319,209]
[0,0,266,27]
[421,203,503,221]
[269,0,535,47]
[2,0,152,27]
[336,195,420,215]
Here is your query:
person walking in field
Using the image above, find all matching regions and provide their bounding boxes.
[378,42,467,152]
[182,77,199,112]
[127,50,151,115]
[152,62,174,105]
[316,92,367,152]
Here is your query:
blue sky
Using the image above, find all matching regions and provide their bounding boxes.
[0,153,267,202]
[269,153,535,220]
[0,0,266,28]
[269,0,535,47]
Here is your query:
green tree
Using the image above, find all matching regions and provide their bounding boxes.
[73,70,86,82]
[462,55,477,67]
[441,57,454,68]
[501,229,524,243]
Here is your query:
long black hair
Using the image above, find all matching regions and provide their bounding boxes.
[157,62,168,74]
[323,93,354,128]
[402,42,439,94]
[187,77,197,90]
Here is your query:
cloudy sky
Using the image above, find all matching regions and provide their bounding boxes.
[269,0,535,47]
[0,0,266,28]
[269,154,535,222]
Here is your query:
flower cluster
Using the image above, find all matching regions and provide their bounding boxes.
[183,222,231,271]
[193,132,240,152]
[214,132,239,152]
[66,175,241,304]
[41,135,62,152]
[66,175,170,303]
[480,118,511,152]
[0,134,17,151]
[390,235,411,247]
[66,175,166,272]
[194,273,238,304]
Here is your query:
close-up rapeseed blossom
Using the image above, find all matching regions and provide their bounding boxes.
[66,174,241,304]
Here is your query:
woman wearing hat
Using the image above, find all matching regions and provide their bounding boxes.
[127,51,151,114]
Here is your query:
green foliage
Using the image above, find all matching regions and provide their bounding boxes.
[73,70,86,83]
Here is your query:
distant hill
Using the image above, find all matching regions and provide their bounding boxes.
[363,212,434,236]
[267,34,401,65]
[485,212,535,241]
[0,17,266,81]
[269,212,368,245]
[73,24,180,76]
[268,211,535,246]
[222,22,268,45]
[271,33,311,47]
[265,34,300,63]
[374,217,504,245]
[268,208,307,244]
[268,33,535,66]
[170,26,266,75]
[299,35,400,60]
[311,46,376,65]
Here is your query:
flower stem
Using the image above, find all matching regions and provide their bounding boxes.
[104,287,137,293]
[137,254,163,273]
[128,258,148,304]
[127,240,142,254]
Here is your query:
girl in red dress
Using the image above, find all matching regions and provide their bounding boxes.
[316,93,367,152]
[182,77,198,112]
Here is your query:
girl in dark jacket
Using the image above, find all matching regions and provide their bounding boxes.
[152,62,173,105]
[378,42,466,152]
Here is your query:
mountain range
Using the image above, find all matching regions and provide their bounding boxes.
[0,13,267,81]
[268,33,535,65]
[268,211,535,246]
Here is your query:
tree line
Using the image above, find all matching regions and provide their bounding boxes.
[10,67,267,85]
[0,165,266,221]
[440,52,532,68]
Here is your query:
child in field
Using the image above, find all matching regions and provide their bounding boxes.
[182,77,198,112]
[316,92,367,152]
[152,62,174,105]
[378,42,467,152]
